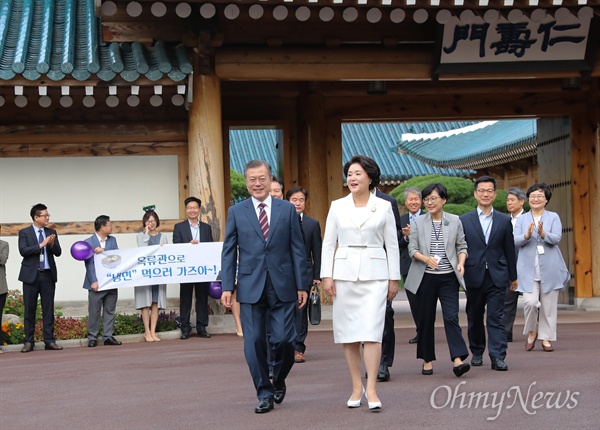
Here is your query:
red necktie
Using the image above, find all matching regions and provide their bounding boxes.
[258,203,269,240]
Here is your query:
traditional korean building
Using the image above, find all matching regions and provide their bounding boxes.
[0,0,598,307]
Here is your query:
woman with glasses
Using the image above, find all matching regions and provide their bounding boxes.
[404,183,470,377]
[135,209,168,342]
[514,183,569,352]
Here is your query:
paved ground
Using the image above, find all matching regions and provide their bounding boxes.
[1,296,599,430]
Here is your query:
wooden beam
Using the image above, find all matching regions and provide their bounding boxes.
[0,142,188,158]
[0,220,180,237]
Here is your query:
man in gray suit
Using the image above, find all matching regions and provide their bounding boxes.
[221,160,307,414]
[83,215,122,348]
[0,239,9,353]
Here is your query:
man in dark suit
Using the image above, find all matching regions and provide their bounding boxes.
[83,215,122,347]
[221,160,307,414]
[399,187,423,344]
[173,196,214,339]
[460,176,518,371]
[18,203,63,353]
[286,186,322,364]
[372,186,401,382]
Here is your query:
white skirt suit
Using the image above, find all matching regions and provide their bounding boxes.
[321,193,400,344]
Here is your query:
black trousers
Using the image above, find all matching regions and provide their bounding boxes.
[503,288,520,340]
[406,288,419,335]
[380,300,395,366]
[465,270,507,360]
[179,282,209,333]
[0,292,6,346]
[23,271,56,344]
[416,273,468,363]
[293,300,309,353]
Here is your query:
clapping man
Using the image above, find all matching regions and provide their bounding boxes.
[221,160,307,414]
[18,204,63,353]
[84,215,122,347]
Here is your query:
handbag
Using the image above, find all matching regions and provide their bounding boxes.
[308,284,321,325]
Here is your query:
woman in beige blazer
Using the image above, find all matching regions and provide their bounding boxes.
[321,155,400,412]
[405,183,470,377]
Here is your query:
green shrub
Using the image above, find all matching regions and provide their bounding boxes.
[2,289,62,320]
[2,321,25,345]
[34,317,87,342]
[230,169,250,204]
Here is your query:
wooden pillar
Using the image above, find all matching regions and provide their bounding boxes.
[326,117,344,204]
[589,78,600,298]
[571,111,594,299]
[188,68,226,241]
[297,85,329,225]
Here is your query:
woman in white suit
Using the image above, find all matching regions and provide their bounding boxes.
[514,183,569,352]
[321,155,400,412]
[135,209,168,342]
[405,183,470,377]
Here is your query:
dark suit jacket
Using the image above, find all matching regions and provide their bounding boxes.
[399,213,411,279]
[172,219,214,245]
[221,197,307,304]
[83,234,118,290]
[301,214,322,285]
[375,189,401,241]
[18,225,61,283]
[460,210,517,289]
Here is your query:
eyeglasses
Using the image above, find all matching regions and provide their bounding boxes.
[476,188,496,194]
[146,220,156,224]
[423,197,439,204]
[529,194,546,201]
[246,176,269,185]
[37,214,50,218]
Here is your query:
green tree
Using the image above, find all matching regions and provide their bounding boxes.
[390,174,508,216]
[230,169,250,203]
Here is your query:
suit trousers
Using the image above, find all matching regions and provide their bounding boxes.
[503,288,520,340]
[0,292,7,346]
[179,282,209,333]
[416,273,468,363]
[405,287,419,334]
[23,271,56,344]
[87,289,118,341]
[294,301,309,353]
[465,270,507,360]
[240,274,297,400]
[522,281,559,341]
[380,300,395,366]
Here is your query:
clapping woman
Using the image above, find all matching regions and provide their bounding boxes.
[404,183,470,377]
[135,209,168,342]
[514,184,569,352]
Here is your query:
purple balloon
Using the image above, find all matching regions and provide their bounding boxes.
[208,281,222,299]
[70,241,94,261]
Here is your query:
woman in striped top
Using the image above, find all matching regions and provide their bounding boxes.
[404,183,470,377]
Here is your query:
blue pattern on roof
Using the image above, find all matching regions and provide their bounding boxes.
[396,120,537,167]
[229,123,475,181]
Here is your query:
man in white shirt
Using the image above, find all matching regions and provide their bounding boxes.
[504,187,526,342]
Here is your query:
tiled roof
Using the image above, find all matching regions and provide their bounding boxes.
[396,120,538,170]
[230,123,476,183]
[0,0,191,82]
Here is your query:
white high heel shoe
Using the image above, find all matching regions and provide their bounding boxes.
[347,386,365,408]
[365,393,382,412]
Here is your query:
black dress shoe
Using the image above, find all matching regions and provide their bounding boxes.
[377,364,390,382]
[471,355,483,366]
[180,332,190,340]
[45,342,63,351]
[421,365,433,375]
[491,358,508,371]
[21,342,34,353]
[255,398,274,414]
[104,337,122,346]
[273,379,286,404]
[197,328,212,338]
[408,335,418,344]
[88,340,97,347]
[453,363,471,377]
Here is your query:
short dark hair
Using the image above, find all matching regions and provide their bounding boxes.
[422,183,449,200]
[286,186,308,201]
[474,175,497,191]
[142,210,161,228]
[184,197,201,208]
[526,183,552,205]
[30,203,47,220]
[244,159,272,178]
[94,215,111,232]
[343,155,381,190]
[507,187,526,201]
[272,176,284,194]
